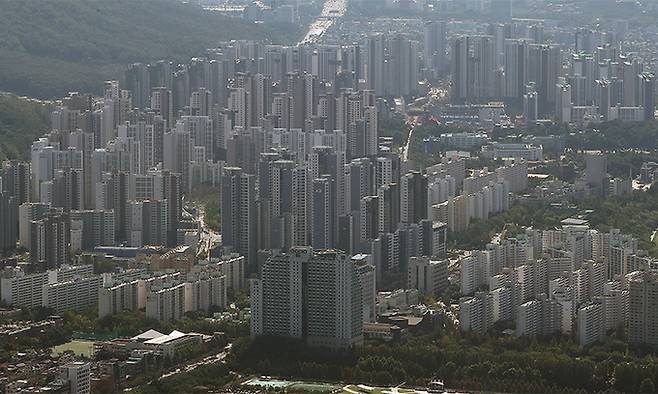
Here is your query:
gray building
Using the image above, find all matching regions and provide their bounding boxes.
[251,248,363,348]
[221,167,258,272]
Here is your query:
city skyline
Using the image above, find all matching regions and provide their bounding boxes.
[1,0,658,393]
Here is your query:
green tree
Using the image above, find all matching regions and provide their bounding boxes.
[0,94,51,160]
[640,378,656,393]
[615,363,639,392]
[0,0,303,98]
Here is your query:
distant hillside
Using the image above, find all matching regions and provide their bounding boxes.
[0,94,51,161]
[0,0,303,98]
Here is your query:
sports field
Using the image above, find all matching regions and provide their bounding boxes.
[52,340,95,357]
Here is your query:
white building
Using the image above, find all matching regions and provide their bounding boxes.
[491,286,513,322]
[42,275,103,314]
[496,160,528,193]
[460,251,491,295]
[61,361,90,394]
[426,157,466,187]
[146,282,190,322]
[187,273,228,312]
[1,265,95,309]
[463,169,497,194]
[408,257,448,297]
[98,280,146,318]
[1,270,49,308]
[516,299,542,336]
[212,254,246,290]
[552,288,574,333]
[427,176,456,210]
[577,303,604,347]
[459,292,493,334]
[376,289,420,313]
[483,143,543,161]
[130,329,206,358]
[516,295,563,337]
[598,287,629,332]
[353,254,377,323]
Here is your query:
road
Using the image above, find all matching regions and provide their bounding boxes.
[401,119,416,162]
[400,85,449,162]
[299,0,347,45]
[196,207,221,258]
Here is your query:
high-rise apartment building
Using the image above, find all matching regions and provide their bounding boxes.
[29,211,70,268]
[127,200,168,247]
[187,272,228,313]
[408,257,449,297]
[1,160,30,205]
[577,302,605,347]
[400,171,428,224]
[0,192,18,256]
[627,270,658,346]
[42,275,103,314]
[311,176,336,249]
[352,254,376,323]
[98,279,145,318]
[146,282,189,322]
[221,167,258,272]
[251,248,363,348]
[424,21,447,77]
[459,292,494,334]
[451,35,496,101]
[69,209,115,251]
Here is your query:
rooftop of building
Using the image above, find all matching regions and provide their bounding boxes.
[131,329,207,346]
[561,217,589,226]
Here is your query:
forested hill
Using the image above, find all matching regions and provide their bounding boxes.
[0,94,51,161]
[0,0,303,98]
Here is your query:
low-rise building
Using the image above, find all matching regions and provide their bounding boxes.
[101,329,208,359]
[482,143,543,161]
[362,322,406,342]
[132,329,206,358]
[376,289,420,313]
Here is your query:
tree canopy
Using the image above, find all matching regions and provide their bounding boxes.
[0,94,51,160]
[226,330,658,393]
